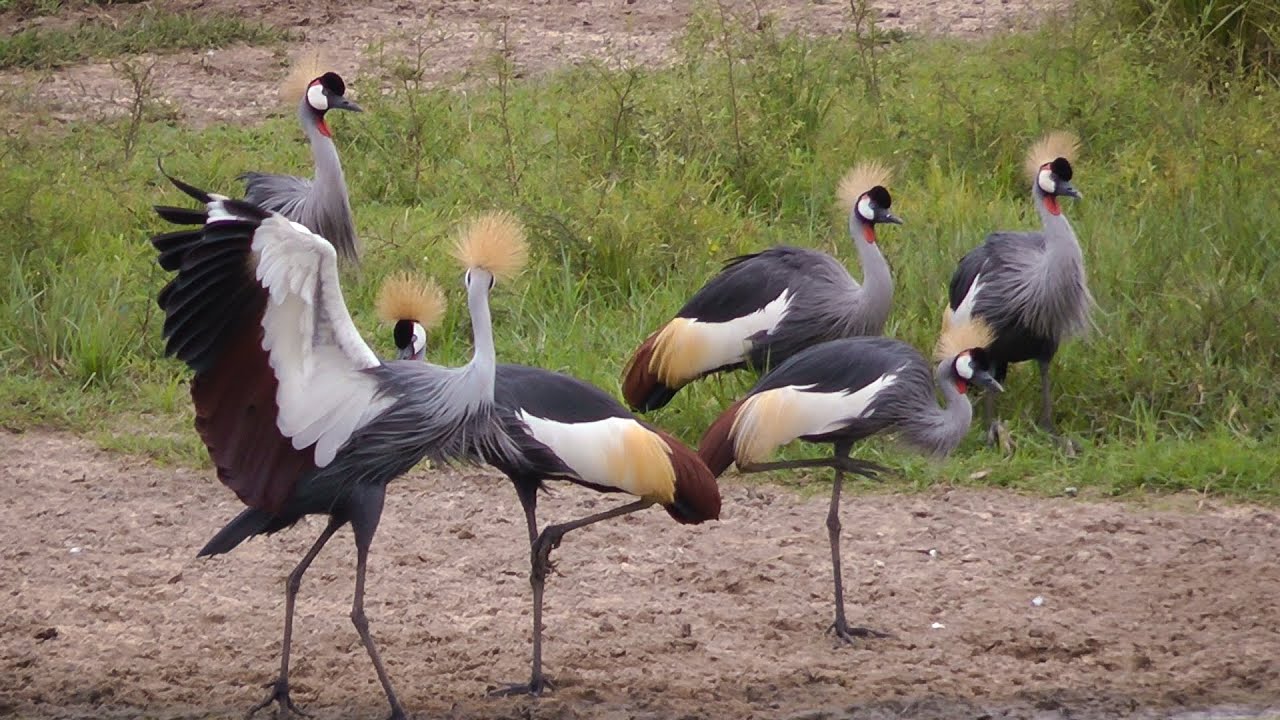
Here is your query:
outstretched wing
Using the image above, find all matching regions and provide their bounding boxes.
[152,175,390,513]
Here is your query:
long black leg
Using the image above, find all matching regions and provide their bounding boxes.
[1037,359,1056,434]
[823,444,889,643]
[246,516,343,720]
[497,498,657,697]
[1037,359,1080,455]
[347,485,406,720]
[490,483,555,698]
[738,457,888,479]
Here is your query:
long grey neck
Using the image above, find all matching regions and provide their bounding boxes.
[910,361,974,458]
[464,273,497,402]
[298,99,347,190]
[846,211,893,324]
[1033,184,1081,261]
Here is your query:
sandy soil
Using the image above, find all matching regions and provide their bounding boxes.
[1,428,1278,719]
[0,0,1071,127]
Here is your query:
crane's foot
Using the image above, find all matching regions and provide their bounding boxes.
[531,528,566,578]
[828,619,891,645]
[837,457,891,480]
[487,676,556,698]
[1050,433,1081,457]
[985,421,1014,455]
[245,678,310,720]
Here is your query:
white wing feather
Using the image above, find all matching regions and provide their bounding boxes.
[252,216,392,466]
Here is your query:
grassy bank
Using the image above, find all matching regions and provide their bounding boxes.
[1,6,1277,501]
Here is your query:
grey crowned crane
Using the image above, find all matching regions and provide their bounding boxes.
[149,173,525,720]
[240,61,363,265]
[697,319,1002,642]
[379,274,721,696]
[621,163,902,412]
[945,132,1091,451]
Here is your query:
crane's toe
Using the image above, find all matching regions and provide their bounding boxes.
[1051,433,1081,457]
[245,678,310,720]
[487,676,556,697]
[828,620,891,644]
[985,421,1014,454]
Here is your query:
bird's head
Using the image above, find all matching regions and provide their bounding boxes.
[951,347,1002,395]
[377,271,446,362]
[393,319,428,361]
[1025,131,1082,216]
[306,72,362,114]
[837,161,902,244]
[454,211,529,296]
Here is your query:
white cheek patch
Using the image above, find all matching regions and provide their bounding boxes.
[955,354,975,380]
[856,196,875,222]
[1037,168,1056,195]
[411,323,426,355]
[306,84,328,111]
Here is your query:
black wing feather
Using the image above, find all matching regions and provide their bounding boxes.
[676,247,816,324]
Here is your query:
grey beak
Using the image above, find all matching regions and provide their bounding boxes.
[973,370,1004,393]
[878,210,904,226]
[334,96,363,113]
[1058,181,1082,200]
[396,345,416,361]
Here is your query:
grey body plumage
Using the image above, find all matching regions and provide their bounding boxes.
[947,139,1089,445]
[622,173,900,412]
[241,72,361,265]
[149,171,517,720]
[698,334,999,642]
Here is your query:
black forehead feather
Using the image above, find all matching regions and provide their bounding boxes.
[1049,157,1073,182]
[867,185,892,209]
[393,319,414,349]
[318,72,346,96]
[966,347,992,371]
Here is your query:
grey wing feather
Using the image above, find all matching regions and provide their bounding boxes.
[241,172,313,217]
[293,361,518,508]
[240,171,360,265]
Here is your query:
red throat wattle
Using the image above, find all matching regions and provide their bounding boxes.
[955,379,968,394]
[316,116,332,138]
[862,224,876,244]
[1042,194,1061,216]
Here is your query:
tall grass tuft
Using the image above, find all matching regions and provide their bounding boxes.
[1,6,1277,498]
[1096,0,1280,81]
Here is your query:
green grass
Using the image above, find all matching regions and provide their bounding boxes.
[0,7,288,70]
[1,6,1277,502]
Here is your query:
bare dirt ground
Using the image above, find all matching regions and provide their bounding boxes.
[2,429,1278,720]
[0,0,1071,127]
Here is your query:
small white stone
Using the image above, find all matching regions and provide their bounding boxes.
[69,547,82,554]
[1031,595,1045,607]
[928,548,939,558]
[873,560,885,568]
[930,622,945,630]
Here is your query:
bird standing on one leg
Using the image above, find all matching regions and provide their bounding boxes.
[240,54,363,265]
[149,173,524,719]
[621,162,902,412]
[945,131,1092,453]
[379,273,721,696]
[697,318,1002,642]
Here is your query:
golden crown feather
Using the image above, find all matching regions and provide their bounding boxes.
[935,312,996,361]
[1023,131,1080,182]
[452,211,529,281]
[279,49,334,105]
[836,161,893,214]
[376,271,447,329]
